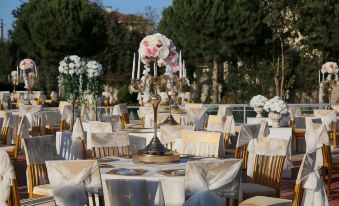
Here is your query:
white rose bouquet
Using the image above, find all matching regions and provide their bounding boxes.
[250,95,268,108]
[263,96,288,114]
[138,33,178,76]
[58,55,86,103]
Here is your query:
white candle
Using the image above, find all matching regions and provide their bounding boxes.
[183,60,186,77]
[154,62,157,76]
[137,53,141,79]
[179,51,182,77]
[322,72,324,81]
[132,53,135,79]
[17,66,19,79]
[319,70,320,83]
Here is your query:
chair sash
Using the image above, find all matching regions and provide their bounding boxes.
[314,109,336,131]
[0,149,16,205]
[186,107,207,131]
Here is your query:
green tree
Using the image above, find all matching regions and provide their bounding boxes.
[296,0,339,61]
[11,0,107,93]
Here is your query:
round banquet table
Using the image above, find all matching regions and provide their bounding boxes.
[100,156,219,206]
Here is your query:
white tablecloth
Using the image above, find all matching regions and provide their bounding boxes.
[101,157,218,206]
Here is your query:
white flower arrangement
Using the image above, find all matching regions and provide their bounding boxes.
[58,55,85,75]
[263,96,288,114]
[321,62,338,74]
[250,95,268,108]
[86,61,103,78]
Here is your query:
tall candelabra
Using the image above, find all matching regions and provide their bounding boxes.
[9,71,19,94]
[17,59,39,105]
[130,73,181,163]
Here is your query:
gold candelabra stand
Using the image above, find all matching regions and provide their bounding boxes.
[130,73,181,163]
[323,79,336,109]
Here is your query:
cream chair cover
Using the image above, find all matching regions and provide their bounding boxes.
[177,130,224,157]
[19,105,44,135]
[296,151,329,206]
[46,160,101,206]
[59,102,72,126]
[246,121,290,177]
[186,107,207,131]
[113,103,128,116]
[236,122,270,148]
[224,115,236,136]
[17,115,31,139]
[70,118,86,160]
[217,105,233,116]
[184,159,243,202]
[314,109,336,131]
[206,115,226,132]
[80,104,96,122]
[185,103,203,110]
[305,119,329,168]
[99,114,122,131]
[0,148,16,205]
[0,111,13,144]
[138,106,154,128]
[1,93,11,110]
[160,125,195,144]
[288,106,301,121]
[88,121,112,133]
[43,111,61,126]
[22,135,61,166]
[104,179,165,206]
[90,132,129,148]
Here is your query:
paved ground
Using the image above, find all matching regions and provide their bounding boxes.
[13,153,339,205]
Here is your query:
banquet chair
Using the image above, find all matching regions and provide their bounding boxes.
[113,103,129,129]
[314,109,337,148]
[240,150,328,206]
[322,144,339,196]
[60,104,72,131]
[43,111,61,135]
[138,106,153,128]
[104,179,164,206]
[0,111,11,144]
[46,160,103,206]
[99,114,122,131]
[19,105,44,136]
[186,107,207,131]
[90,132,131,158]
[184,159,243,206]
[160,125,195,150]
[22,135,61,198]
[235,122,269,170]
[206,115,232,152]
[242,154,286,199]
[217,104,233,116]
[180,130,224,157]
[290,116,306,153]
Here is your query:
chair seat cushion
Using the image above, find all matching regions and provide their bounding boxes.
[33,184,53,196]
[242,183,277,199]
[239,196,291,206]
[21,196,55,206]
[331,154,339,164]
[0,144,15,152]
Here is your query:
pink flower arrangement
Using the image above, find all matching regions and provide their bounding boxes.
[321,62,338,74]
[19,59,36,70]
[138,33,178,68]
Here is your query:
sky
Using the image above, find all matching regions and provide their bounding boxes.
[0,0,172,39]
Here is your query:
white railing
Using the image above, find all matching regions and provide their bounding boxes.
[97,103,329,124]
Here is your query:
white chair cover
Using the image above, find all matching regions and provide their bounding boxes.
[160,125,195,144]
[70,118,86,160]
[0,111,13,144]
[177,130,224,157]
[80,104,96,122]
[17,115,31,139]
[217,105,233,116]
[46,160,101,206]
[138,106,154,128]
[224,115,236,136]
[104,179,165,206]
[99,115,122,132]
[0,149,16,205]
[314,109,336,131]
[186,107,207,131]
[288,106,301,121]
[88,121,112,133]
[184,159,243,201]
[113,103,128,116]
[236,121,270,147]
[59,102,72,126]
[206,115,226,132]
[183,191,224,206]
[19,105,44,134]
[305,119,329,168]
[22,135,61,165]
[90,132,129,148]
[296,151,329,206]
[1,93,11,110]
[43,110,61,126]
